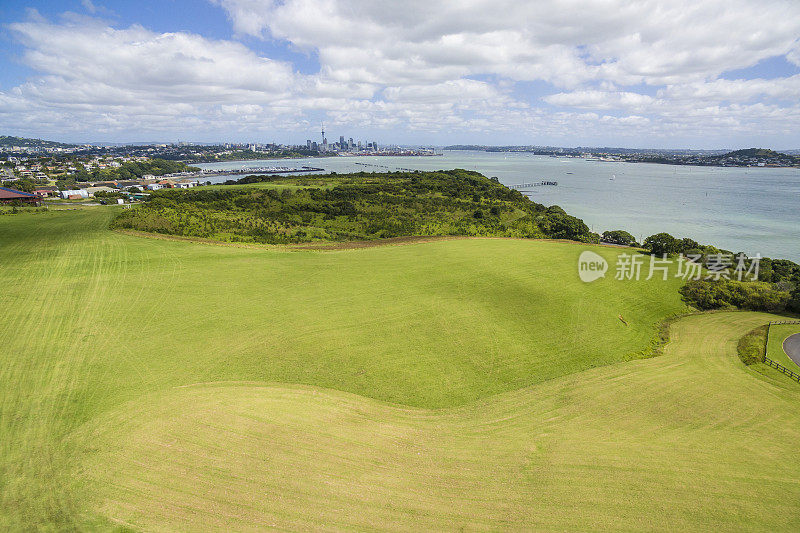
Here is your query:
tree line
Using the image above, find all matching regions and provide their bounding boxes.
[600,229,800,314]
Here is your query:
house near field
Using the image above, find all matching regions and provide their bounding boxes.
[173,180,198,189]
[33,186,59,197]
[0,187,42,206]
[146,183,164,190]
[59,189,89,199]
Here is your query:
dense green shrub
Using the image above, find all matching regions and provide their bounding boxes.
[737,325,768,365]
[789,287,800,313]
[112,169,600,245]
[602,230,637,246]
[680,279,790,312]
[539,212,591,241]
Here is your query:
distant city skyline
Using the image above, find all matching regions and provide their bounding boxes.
[1,0,799,148]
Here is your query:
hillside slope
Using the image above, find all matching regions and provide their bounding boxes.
[78,312,800,531]
[3,208,799,530]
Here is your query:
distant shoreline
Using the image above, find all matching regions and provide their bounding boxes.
[442,148,800,170]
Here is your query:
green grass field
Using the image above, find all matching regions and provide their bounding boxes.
[2,208,799,530]
[767,323,800,369]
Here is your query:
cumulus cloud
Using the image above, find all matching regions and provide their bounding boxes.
[9,15,296,100]
[660,76,800,104]
[2,1,800,145]
[0,14,307,137]
[789,43,800,67]
[544,91,657,112]
[383,79,502,104]
[215,0,800,87]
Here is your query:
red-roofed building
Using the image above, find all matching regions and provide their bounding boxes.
[0,187,42,206]
[33,186,59,198]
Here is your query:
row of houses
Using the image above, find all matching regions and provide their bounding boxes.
[2,175,208,205]
[29,178,204,199]
[8,155,151,180]
[145,179,199,191]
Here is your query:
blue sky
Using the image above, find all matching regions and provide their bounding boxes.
[1,0,799,148]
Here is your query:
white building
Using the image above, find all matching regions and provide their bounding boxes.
[59,189,89,199]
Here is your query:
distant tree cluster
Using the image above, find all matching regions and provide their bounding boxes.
[636,230,800,314]
[680,279,793,313]
[1,177,48,192]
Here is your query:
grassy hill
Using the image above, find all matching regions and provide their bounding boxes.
[78,313,800,531]
[0,135,76,149]
[723,148,787,158]
[711,147,799,164]
[1,208,800,530]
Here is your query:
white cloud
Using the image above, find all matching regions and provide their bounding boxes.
[0,15,308,138]
[383,79,502,104]
[215,0,800,88]
[2,2,800,145]
[660,76,800,104]
[544,91,656,112]
[789,42,800,67]
[9,16,296,99]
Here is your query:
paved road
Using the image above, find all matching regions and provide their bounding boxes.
[782,333,800,367]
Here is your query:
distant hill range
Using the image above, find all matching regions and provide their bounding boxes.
[709,148,799,164]
[443,144,799,167]
[0,136,77,149]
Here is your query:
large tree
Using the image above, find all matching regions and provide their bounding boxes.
[602,230,637,246]
[644,232,679,255]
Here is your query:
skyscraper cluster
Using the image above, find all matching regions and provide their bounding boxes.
[305,132,379,153]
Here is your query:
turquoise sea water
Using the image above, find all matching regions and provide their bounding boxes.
[196,150,800,261]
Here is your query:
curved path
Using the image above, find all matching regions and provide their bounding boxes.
[783,333,800,367]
